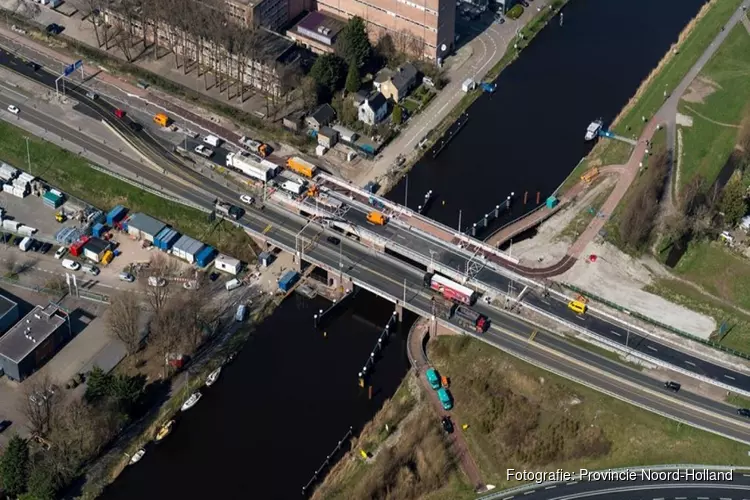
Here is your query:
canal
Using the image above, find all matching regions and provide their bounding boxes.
[386,0,707,236]
[100,291,413,500]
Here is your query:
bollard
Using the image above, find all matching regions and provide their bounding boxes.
[524,191,528,204]
[483,214,488,227]
[471,223,477,236]
[537,192,540,204]
[494,205,500,217]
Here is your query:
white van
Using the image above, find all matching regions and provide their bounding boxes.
[235,304,247,322]
[225,278,242,291]
[61,259,80,271]
[19,237,32,252]
[203,135,222,147]
[54,246,67,259]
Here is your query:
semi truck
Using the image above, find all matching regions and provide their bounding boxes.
[226,152,276,183]
[286,156,317,178]
[214,200,244,220]
[423,272,478,305]
[432,298,490,333]
[239,136,269,157]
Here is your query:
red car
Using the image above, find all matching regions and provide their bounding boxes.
[114,108,125,118]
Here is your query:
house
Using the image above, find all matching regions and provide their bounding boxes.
[373,69,394,92]
[306,104,336,131]
[283,111,305,131]
[358,93,388,126]
[318,126,339,148]
[379,63,418,102]
[351,89,370,106]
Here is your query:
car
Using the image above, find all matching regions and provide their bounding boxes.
[7,105,19,115]
[61,259,80,271]
[40,242,52,254]
[114,108,126,119]
[183,281,196,290]
[30,240,43,252]
[209,272,220,282]
[45,23,64,35]
[148,276,167,287]
[54,246,67,259]
[0,420,11,433]
[326,236,341,245]
[239,194,254,205]
[85,90,98,100]
[664,381,681,392]
[441,416,454,434]
[129,121,143,132]
[119,272,135,282]
[194,145,214,158]
[738,408,750,418]
[26,61,40,71]
[82,264,100,276]
[519,0,529,6]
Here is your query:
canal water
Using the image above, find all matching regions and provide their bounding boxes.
[387,0,707,236]
[100,291,413,500]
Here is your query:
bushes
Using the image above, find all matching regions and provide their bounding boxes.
[507,4,524,19]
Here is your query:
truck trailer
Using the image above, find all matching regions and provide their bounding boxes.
[214,200,244,220]
[226,152,276,183]
[281,180,306,196]
[431,298,489,333]
[424,272,477,305]
[286,157,317,178]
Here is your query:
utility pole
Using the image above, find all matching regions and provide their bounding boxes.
[24,136,31,173]
[404,174,408,209]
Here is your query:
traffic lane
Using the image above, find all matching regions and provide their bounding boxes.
[513,480,750,500]
[184,137,230,166]
[526,292,750,390]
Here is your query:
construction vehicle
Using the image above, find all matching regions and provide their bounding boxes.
[581,167,599,184]
[215,200,244,220]
[153,113,170,127]
[240,136,270,157]
[286,156,317,178]
[366,211,386,226]
[55,212,66,223]
[432,298,489,333]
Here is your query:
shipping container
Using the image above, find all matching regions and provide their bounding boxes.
[0,163,18,181]
[16,226,37,237]
[17,173,34,184]
[153,227,181,251]
[214,254,242,275]
[225,152,277,183]
[69,236,90,257]
[91,223,107,238]
[286,157,317,178]
[106,205,128,226]
[278,270,300,292]
[423,272,477,305]
[195,246,216,268]
[2,220,21,231]
[172,235,205,264]
[42,191,64,208]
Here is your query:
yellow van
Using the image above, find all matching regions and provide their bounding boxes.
[567,300,587,314]
[367,211,386,225]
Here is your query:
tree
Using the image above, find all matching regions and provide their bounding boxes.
[0,435,30,497]
[109,374,146,415]
[310,54,347,94]
[107,292,144,355]
[336,17,372,69]
[345,64,360,93]
[719,171,747,227]
[392,105,403,125]
[22,463,57,500]
[300,76,321,111]
[375,33,397,64]
[84,366,112,405]
[20,376,59,436]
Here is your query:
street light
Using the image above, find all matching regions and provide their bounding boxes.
[24,136,31,173]
[429,249,438,271]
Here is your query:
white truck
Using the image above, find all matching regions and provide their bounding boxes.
[226,152,276,183]
[281,180,306,196]
[203,135,222,147]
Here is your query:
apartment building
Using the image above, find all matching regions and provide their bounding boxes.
[224,0,309,31]
[317,0,456,61]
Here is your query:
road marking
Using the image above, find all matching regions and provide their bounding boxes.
[653,498,664,500]
[610,330,621,336]
[528,329,537,342]
[565,481,577,485]
[719,497,732,500]
[684,360,695,366]
[675,497,687,499]
[647,345,658,352]
[502,497,514,500]
[263,224,272,234]
[743,473,750,477]
[724,374,736,380]
[697,497,709,499]
[545,485,556,490]
[523,492,534,496]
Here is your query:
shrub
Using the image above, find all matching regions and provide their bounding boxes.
[507,4,524,19]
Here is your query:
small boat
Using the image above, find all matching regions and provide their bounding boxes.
[129,449,145,464]
[155,420,175,441]
[585,119,603,141]
[206,367,222,387]
[181,391,202,412]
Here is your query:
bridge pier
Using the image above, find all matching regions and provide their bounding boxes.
[394,303,403,323]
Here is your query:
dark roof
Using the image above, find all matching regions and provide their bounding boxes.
[0,294,17,321]
[352,89,369,105]
[294,11,346,46]
[310,104,336,124]
[84,237,110,254]
[0,304,65,363]
[391,63,418,90]
[255,28,296,64]
[374,68,394,84]
[362,92,387,111]
[319,126,338,138]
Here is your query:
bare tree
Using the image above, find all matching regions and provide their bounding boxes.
[142,254,177,314]
[107,292,143,354]
[19,375,59,436]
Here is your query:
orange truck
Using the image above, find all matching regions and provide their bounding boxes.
[286,156,317,178]
[153,113,170,127]
[367,211,386,225]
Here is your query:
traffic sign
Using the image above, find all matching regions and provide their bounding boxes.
[63,59,83,76]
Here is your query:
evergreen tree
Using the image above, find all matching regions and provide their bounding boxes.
[309,54,347,93]
[720,171,747,227]
[0,435,30,497]
[392,105,403,125]
[336,17,372,69]
[345,64,360,93]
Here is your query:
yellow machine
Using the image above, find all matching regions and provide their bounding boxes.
[581,167,599,184]
[55,212,66,223]
[567,300,587,314]
[153,113,170,127]
[366,211,386,226]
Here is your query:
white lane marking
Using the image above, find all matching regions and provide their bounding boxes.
[725,374,736,380]
[697,497,709,499]
[610,330,621,337]
[647,345,658,352]
[566,481,577,485]
[675,497,687,499]
[685,360,696,366]
[524,492,534,496]
[743,473,750,477]
[503,497,514,500]
[719,497,732,500]
[653,497,664,500]
[575,315,585,321]
[545,486,556,490]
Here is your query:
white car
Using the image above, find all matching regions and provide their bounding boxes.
[194,145,214,158]
[61,259,80,271]
[148,276,166,287]
[239,194,254,205]
[7,105,19,115]
[54,246,67,259]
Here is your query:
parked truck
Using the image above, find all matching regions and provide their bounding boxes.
[286,156,317,178]
[214,200,244,220]
[239,136,270,157]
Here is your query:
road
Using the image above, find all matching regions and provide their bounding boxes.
[481,468,750,500]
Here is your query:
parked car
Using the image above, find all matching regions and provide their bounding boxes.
[441,416,454,434]
[119,272,135,282]
[39,242,53,254]
[61,259,80,271]
[737,408,750,418]
[0,420,11,433]
[209,272,220,282]
[7,105,19,115]
[129,121,143,132]
[45,23,64,35]
[326,236,341,245]
[82,263,100,276]
[54,246,67,259]
[664,381,681,392]
[239,194,254,205]
[194,145,214,158]
[85,90,98,100]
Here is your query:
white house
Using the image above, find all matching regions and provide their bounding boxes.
[358,92,388,126]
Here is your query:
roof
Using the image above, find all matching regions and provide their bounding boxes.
[309,104,336,125]
[374,68,394,84]
[390,63,418,90]
[351,89,369,105]
[256,28,296,64]
[361,92,387,112]
[127,213,166,237]
[83,237,110,255]
[216,253,242,267]
[294,11,346,46]
[172,235,205,256]
[0,304,66,363]
[0,294,17,322]
[319,126,338,138]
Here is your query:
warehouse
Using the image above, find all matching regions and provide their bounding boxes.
[214,254,242,275]
[0,303,70,381]
[172,235,205,264]
[0,294,20,335]
[125,213,166,242]
[83,237,111,263]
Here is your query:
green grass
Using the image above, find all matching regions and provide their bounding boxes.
[726,393,750,408]
[506,4,524,19]
[0,120,258,262]
[677,24,750,189]
[402,99,420,114]
[429,336,750,490]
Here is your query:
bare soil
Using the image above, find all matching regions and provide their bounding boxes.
[681,76,721,103]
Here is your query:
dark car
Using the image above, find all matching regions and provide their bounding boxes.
[441,416,454,434]
[31,240,43,252]
[26,61,40,71]
[45,23,64,35]
[209,272,220,282]
[664,381,681,392]
[40,242,53,254]
[327,236,341,245]
[129,121,143,132]
[519,0,529,6]
[738,408,750,418]
[0,420,10,433]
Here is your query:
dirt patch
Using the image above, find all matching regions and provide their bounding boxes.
[676,113,694,127]
[681,76,721,104]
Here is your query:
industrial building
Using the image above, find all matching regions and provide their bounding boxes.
[125,213,167,242]
[83,237,111,262]
[0,303,70,381]
[286,11,347,55]
[0,294,20,335]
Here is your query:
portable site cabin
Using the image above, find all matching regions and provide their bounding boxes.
[214,254,242,275]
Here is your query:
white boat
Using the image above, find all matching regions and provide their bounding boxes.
[206,367,222,387]
[585,119,603,141]
[129,449,145,465]
[180,391,202,411]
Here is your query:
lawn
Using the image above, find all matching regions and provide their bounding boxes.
[0,120,258,262]
[429,336,750,489]
[677,23,750,189]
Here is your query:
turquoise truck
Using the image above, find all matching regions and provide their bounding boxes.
[425,368,441,390]
[437,388,453,410]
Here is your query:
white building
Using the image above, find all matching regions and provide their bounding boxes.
[214,254,242,275]
[358,92,388,126]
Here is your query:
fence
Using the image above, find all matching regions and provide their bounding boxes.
[562,282,750,361]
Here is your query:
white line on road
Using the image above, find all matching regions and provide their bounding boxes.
[523,492,534,496]
[647,345,658,352]
[545,485,556,490]
[697,497,710,499]
[565,482,577,485]
[744,473,750,477]
[685,360,696,366]
[610,330,621,336]
[725,374,736,380]
[502,497,514,500]
[675,497,687,499]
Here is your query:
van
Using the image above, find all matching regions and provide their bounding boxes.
[235,304,247,322]
[203,135,222,147]
[567,300,587,314]
[153,113,170,127]
[54,246,67,259]
[61,259,80,271]
[19,237,33,252]
[82,263,100,276]
[366,211,386,226]
[225,278,242,291]
[437,388,453,410]
[425,368,441,390]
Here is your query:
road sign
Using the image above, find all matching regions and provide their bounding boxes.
[63,59,83,76]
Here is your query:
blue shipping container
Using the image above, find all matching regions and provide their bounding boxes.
[195,246,216,268]
[92,223,107,238]
[154,228,181,251]
[278,271,300,292]
[106,205,128,226]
